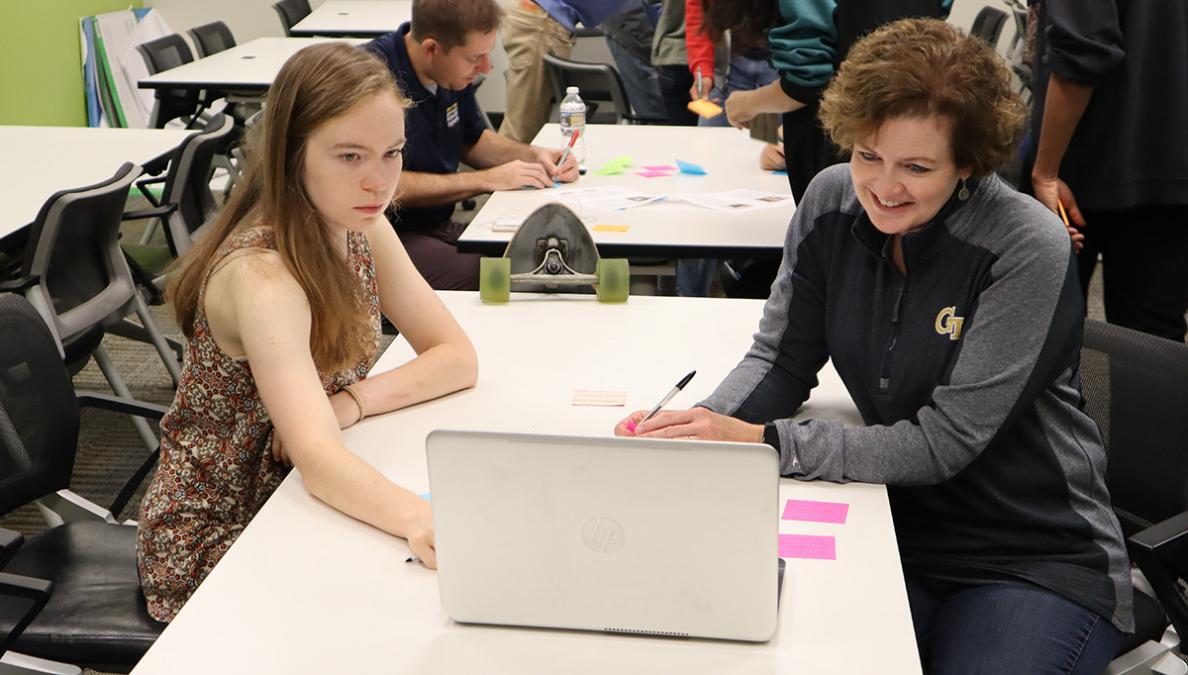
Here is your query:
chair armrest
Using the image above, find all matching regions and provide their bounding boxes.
[136,176,166,206]
[122,202,178,222]
[0,572,52,659]
[75,393,165,519]
[0,274,38,293]
[76,392,167,421]
[0,527,23,569]
[1129,510,1188,644]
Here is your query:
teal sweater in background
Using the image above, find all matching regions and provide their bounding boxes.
[769,0,953,103]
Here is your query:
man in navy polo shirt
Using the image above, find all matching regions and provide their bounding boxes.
[366,0,579,290]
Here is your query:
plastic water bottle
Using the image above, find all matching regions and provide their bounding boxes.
[559,86,587,169]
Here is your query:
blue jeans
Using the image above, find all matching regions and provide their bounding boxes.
[678,53,780,295]
[699,52,779,128]
[604,37,666,122]
[907,577,1123,674]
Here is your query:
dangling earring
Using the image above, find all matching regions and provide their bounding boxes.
[958,178,970,201]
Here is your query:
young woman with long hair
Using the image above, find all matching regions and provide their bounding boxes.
[137,42,477,622]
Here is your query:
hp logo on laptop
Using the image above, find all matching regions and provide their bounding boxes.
[582,517,625,554]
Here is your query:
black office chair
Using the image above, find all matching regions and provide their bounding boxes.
[969,5,1008,47]
[123,114,236,301]
[136,33,206,129]
[542,52,666,125]
[0,163,181,451]
[273,0,312,36]
[0,293,166,673]
[1079,320,1188,672]
[187,20,237,58]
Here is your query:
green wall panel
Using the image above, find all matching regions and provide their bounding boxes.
[0,0,145,126]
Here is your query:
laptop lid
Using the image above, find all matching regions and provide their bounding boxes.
[426,430,781,642]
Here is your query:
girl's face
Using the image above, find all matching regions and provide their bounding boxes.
[850,114,972,236]
[302,91,406,232]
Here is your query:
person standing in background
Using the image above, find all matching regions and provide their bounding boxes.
[499,0,634,143]
[650,0,698,126]
[724,0,952,202]
[600,0,668,122]
[685,0,778,128]
[1028,0,1188,342]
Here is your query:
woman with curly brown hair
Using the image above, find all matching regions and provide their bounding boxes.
[618,18,1132,672]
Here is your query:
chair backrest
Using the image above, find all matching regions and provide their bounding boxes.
[969,5,1008,46]
[19,163,143,348]
[187,20,237,58]
[136,33,200,129]
[159,113,235,256]
[1079,320,1188,534]
[542,52,631,124]
[273,0,312,36]
[0,294,81,516]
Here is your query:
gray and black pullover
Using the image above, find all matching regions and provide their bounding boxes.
[701,164,1134,632]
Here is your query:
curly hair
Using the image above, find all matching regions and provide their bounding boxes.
[818,18,1026,177]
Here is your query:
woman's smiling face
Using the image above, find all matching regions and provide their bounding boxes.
[850,114,972,235]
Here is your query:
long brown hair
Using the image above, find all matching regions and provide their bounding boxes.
[168,42,404,374]
[699,0,779,44]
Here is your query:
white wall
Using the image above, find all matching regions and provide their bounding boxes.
[142,0,1018,115]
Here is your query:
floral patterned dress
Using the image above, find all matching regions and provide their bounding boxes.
[137,227,381,622]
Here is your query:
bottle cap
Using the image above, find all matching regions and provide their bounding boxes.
[566,86,579,94]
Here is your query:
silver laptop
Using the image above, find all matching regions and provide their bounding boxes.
[426,430,783,642]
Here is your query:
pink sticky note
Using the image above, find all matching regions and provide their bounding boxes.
[782,499,849,524]
[635,170,669,178]
[779,534,836,560]
[626,421,637,433]
[642,164,676,171]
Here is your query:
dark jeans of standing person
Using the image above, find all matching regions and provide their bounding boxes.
[604,37,667,121]
[907,577,1123,674]
[657,64,698,126]
[782,101,842,204]
[1076,204,1188,342]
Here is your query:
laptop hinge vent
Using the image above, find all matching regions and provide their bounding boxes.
[603,627,690,638]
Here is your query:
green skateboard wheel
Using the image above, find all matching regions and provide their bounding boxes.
[479,257,511,303]
[596,258,629,303]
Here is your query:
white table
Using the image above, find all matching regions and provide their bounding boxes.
[138,37,365,95]
[457,125,795,260]
[0,126,192,243]
[132,292,920,675]
[290,0,412,37]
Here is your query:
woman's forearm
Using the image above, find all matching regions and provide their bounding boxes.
[351,342,478,417]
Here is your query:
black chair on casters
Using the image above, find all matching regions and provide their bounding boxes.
[123,114,237,301]
[0,163,182,452]
[273,0,312,36]
[1079,320,1188,673]
[136,34,206,129]
[186,20,236,58]
[0,294,166,674]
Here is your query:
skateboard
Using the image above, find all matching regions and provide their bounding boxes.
[479,202,629,303]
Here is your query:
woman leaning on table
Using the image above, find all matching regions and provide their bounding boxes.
[617,19,1132,674]
[136,43,478,623]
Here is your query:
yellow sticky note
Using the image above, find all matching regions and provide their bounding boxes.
[593,224,630,233]
[687,98,724,118]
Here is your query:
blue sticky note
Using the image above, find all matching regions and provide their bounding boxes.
[676,160,707,175]
[771,170,788,176]
[418,492,431,500]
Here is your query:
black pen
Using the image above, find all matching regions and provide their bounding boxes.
[635,370,696,428]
